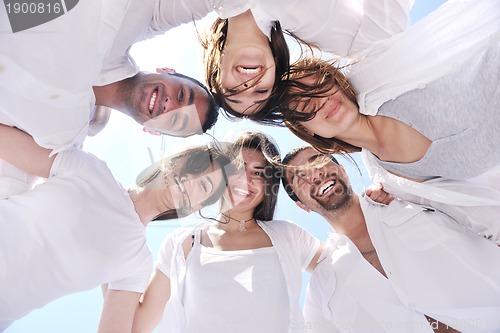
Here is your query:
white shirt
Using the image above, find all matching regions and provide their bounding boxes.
[363,150,500,245]
[347,0,500,116]
[0,149,152,329]
[183,231,289,333]
[304,198,500,333]
[216,0,414,56]
[0,0,248,199]
[156,220,320,333]
[98,0,250,85]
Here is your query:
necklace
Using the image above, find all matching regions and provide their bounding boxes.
[220,213,254,232]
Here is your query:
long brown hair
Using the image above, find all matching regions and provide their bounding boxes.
[280,57,361,155]
[225,132,281,221]
[200,17,311,124]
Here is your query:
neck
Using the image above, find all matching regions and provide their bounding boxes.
[227,10,268,43]
[337,115,383,154]
[128,186,164,227]
[322,195,374,253]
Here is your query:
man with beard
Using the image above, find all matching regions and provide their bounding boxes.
[281,146,500,333]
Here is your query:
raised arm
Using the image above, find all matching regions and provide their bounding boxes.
[0,124,55,178]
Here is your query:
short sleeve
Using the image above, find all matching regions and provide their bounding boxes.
[155,227,193,278]
[155,233,177,278]
[50,149,101,178]
[108,251,154,293]
[282,221,321,271]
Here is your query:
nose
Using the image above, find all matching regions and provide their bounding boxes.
[162,97,180,113]
[311,168,325,183]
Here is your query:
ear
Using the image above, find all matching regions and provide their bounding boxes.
[143,127,161,136]
[295,201,311,213]
[156,67,176,74]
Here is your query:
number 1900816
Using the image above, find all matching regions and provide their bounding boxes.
[5,2,62,14]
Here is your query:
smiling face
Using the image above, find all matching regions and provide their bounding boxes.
[285,148,353,214]
[294,79,359,139]
[223,148,267,213]
[166,162,225,213]
[121,72,210,137]
[217,11,277,116]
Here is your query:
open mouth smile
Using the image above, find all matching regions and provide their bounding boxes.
[232,185,251,196]
[317,180,336,197]
[236,65,262,76]
[148,87,159,116]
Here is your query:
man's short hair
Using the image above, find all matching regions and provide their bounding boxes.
[281,146,338,202]
[171,72,220,133]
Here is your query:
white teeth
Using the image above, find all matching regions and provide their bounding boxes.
[319,181,336,196]
[233,186,250,196]
[237,66,260,75]
[149,90,157,112]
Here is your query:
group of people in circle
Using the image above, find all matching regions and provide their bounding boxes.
[1,0,499,332]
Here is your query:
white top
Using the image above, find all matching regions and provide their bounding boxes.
[0,0,248,199]
[183,231,289,333]
[0,0,248,153]
[216,0,414,56]
[304,197,500,333]
[99,0,250,85]
[0,0,131,152]
[347,0,500,116]
[0,149,152,327]
[156,220,320,333]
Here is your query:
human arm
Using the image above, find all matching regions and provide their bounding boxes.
[98,289,142,333]
[0,124,55,178]
[131,269,172,333]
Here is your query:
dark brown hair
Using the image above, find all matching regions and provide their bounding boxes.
[279,57,362,155]
[226,132,281,221]
[200,18,311,125]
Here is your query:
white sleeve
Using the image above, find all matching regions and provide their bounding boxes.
[349,0,414,54]
[155,227,193,278]
[155,233,178,278]
[108,251,154,293]
[149,0,248,34]
[285,221,321,270]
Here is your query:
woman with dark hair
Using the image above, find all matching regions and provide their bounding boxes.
[274,0,500,244]
[131,131,323,333]
[0,124,230,332]
[200,0,413,123]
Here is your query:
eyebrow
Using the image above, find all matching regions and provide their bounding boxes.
[290,154,322,183]
[188,87,194,105]
[308,154,322,163]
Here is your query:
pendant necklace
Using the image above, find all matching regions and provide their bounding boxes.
[221,213,254,232]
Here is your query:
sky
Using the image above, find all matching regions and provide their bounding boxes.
[6,1,446,332]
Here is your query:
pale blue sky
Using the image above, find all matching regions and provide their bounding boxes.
[6,1,446,332]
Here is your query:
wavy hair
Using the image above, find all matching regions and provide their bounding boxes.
[224,131,281,221]
[200,18,312,125]
[279,57,361,155]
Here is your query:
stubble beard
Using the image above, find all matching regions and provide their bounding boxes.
[314,179,353,213]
